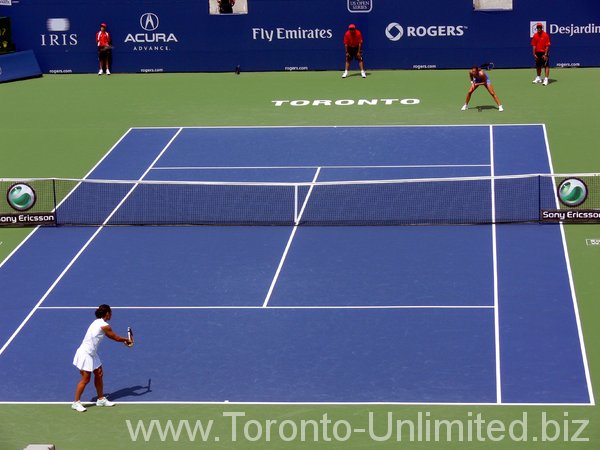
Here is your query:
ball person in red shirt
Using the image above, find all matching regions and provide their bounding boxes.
[96,23,112,75]
[342,24,366,79]
[531,23,551,85]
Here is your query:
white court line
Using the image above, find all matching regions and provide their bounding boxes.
[489,125,502,405]
[542,124,595,406]
[131,124,548,130]
[0,128,183,358]
[262,167,321,308]
[38,305,494,310]
[152,164,491,170]
[0,400,593,406]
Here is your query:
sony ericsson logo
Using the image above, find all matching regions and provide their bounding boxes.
[7,183,36,212]
[386,22,466,41]
[558,178,588,207]
[140,13,159,31]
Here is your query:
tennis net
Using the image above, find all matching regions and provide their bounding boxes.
[1,174,599,226]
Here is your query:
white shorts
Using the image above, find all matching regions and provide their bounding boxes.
[73,348,102,372]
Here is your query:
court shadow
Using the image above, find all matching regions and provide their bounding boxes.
[91,378,152,402]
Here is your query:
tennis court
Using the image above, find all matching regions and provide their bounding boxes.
[0,125,592,405]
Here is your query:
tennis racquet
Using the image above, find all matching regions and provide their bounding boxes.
[480,62,495,70]
[127,327,134,347]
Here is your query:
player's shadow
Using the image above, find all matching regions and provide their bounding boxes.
[91,378,152,403]
[473,105,500,111]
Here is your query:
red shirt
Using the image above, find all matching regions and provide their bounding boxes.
[96,31,111,47]
[344,29,363,48]
[531,31,550,53]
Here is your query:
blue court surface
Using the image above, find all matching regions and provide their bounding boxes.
[0,125,593,405]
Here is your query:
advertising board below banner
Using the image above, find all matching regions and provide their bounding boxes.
[540,209,600,223]
[541,176,600,222]
[0,212,56,226]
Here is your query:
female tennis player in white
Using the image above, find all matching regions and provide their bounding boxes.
[72,304,131,412]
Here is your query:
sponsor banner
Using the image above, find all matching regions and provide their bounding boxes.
[585,238,600,246]
[531,20,600,38]
[251,27,333,42]
[385,23,467,41]
[549,23,600,37]
[541,177,600,223]
[0,213,56,226]
[540,209,600,223]
[40,17,78,48]
[124,12,180,52]
[0,0,12,5]
[5,0,600,73]
[348,0,372,13]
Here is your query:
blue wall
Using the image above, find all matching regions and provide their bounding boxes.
[1,0,599,73]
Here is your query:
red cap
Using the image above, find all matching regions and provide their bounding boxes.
[100,23,107,28]
[348,24,356,29]
[536,22,543,28]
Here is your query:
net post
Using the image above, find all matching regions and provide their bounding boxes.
[538,174,541,223]
[52,178,58,225]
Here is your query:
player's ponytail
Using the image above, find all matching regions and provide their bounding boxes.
[95,304,112,319]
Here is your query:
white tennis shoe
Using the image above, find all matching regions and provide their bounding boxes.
[96,397,115,407]
[532,76,542,84]
[542,78,548,86]
[461,104,468,111]
[98,70,103,76]
[498,105,504,112]
[361,71,366,78]
[342,71,348,79]
[71,401,87,412]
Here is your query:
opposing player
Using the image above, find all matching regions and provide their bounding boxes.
[342,24,366,79]
[531,22,551,85]
[461,65,503,112]
[71,304,131,412]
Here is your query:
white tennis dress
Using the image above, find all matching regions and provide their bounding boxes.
[73,318,109,372]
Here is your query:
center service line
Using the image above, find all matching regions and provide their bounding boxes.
[489,125,502,404]
[262,167,321,308]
